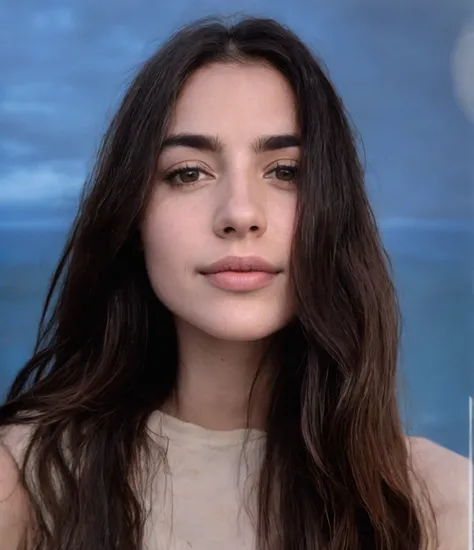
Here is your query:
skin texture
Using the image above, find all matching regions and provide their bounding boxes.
[407,436,470,550]
[140,62,299,430]
[0,429,32,550]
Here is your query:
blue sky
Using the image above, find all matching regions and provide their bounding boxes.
[1,0,473,225]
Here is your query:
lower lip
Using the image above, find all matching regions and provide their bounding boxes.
[202,271,277,291]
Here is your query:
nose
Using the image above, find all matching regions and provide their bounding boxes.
[213,175,267,239]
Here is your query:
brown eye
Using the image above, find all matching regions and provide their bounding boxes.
[177,169,200,183]
[266,163,298,182]
[164,166,209,186]
[275,166,295,181]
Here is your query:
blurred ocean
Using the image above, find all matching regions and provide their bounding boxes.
[0,205,472,456]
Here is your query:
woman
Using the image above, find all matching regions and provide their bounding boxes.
[0,14,468,550]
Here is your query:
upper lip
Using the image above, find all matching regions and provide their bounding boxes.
[199,255,281,275]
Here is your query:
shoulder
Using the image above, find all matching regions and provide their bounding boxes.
[0,424,34,549]
[0,423,34,467]
[406,436,470,550]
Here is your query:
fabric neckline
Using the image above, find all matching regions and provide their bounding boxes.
[147,409,266,448]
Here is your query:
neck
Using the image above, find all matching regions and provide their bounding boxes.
[162,320,272,431]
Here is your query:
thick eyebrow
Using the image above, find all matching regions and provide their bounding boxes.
[160,133,301,154]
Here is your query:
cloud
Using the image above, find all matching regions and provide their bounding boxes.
[1,0,472,218]
[31,8,76,32]
[0,165,82,204]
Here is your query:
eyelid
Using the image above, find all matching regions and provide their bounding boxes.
[162,159,211,173]
[266,158,298,169]
[163,162,213,179]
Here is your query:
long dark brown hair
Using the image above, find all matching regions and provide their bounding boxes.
[0,14,437,550]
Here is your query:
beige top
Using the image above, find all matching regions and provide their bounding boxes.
[0,412,470,550]
[143,410,266,550]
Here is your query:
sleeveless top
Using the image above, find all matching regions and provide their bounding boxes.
[3,412,462,549]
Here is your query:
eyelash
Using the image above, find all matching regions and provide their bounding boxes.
[163,162,299,187]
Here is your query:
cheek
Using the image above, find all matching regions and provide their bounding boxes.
[141,205,196,290]
[273,197,297,244]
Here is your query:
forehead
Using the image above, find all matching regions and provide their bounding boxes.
[167,62,299,137]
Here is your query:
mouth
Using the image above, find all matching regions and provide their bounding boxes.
[199,255,281,276]
[201,270,279,292]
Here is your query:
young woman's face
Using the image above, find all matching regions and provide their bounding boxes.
[141,61,299,342]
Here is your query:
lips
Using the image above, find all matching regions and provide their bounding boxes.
[199,255,281,275]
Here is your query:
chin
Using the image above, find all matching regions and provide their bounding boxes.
[201,323,282,342]
[177,310,294,343]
